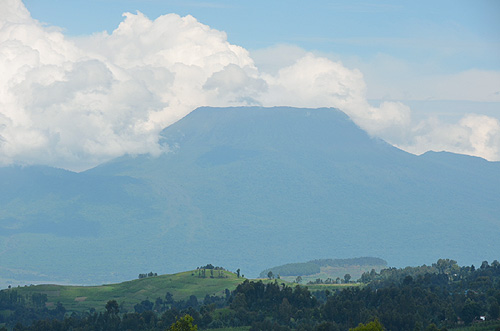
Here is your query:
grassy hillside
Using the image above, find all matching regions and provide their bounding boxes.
[260,257,387,283]
[280,265,385,284]
[12,270,244,313]
[8,270,360,315]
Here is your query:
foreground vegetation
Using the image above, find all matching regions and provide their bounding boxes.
[1,259,500,330]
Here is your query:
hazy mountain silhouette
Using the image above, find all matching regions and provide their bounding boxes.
[1,107,498,285]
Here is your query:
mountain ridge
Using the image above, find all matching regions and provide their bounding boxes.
[1,106,499,286]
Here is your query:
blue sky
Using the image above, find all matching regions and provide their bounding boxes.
[23,0,500,71]
[1,0,499,169]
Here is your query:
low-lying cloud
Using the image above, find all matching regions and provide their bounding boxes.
[1,0,499,170]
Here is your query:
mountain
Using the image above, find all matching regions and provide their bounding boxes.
[0,106,499,286]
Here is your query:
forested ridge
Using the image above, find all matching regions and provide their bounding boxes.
[259,257,387,278]
[1,259,500,330]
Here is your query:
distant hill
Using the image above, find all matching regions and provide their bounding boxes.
[1,106,499,286]
[259,257,387,281]
[9,269,244,313]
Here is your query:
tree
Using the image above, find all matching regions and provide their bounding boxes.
[165,292,174,304]
[186,295,199,308]
[461,300,481,324]
[296,276,302,284]
[489,301,500,320]
[236,269,240,278]
[344,274,351,283]
[349,319,384,330]
[105,300,119,315]
[425,324,439,331]
[268,271,274,279]
[169,314,198,331]
[278,298,292,323]
[435,258,459,274]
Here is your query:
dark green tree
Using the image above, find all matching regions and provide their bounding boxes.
[489,301,500,320]
[461,300,481,324]
[105,300,119,315]
[169,314,198,331]
[349,319,384,330]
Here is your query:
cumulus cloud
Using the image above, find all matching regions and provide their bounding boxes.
[399,114,500,161]
[0,1,258,170]
[203,64,267,105]
[257,53,412,138]
[0,0,499,170]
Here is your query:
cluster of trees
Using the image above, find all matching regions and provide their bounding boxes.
[196,264,227,279]
[307,274,352,285]
[0,290,66,328]
[138,271,158,279]
[267,271,281,280]
[2,302,199,331]
[308,277,338,285]
[2,259,500,330]
[0,291,219,330]
[261,262,321,278]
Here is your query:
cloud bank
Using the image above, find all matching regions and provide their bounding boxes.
[1,0,499,170]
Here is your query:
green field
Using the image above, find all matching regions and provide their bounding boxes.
[10,270,244,313]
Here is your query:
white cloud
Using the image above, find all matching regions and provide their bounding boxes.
[258,53,412,138]
[0,2,258,170]
[203,64,267,105]
[400,114,500,161]
[0,0,499,171]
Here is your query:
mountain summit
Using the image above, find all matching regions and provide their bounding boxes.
[1,107,498,285]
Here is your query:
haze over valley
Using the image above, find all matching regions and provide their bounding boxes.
[1,106,499,286]
[0,0,499,288]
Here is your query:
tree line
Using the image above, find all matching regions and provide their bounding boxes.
[2,259,500,330]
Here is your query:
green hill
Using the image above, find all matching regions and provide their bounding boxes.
[4,269,355,316]
[259,257,387,283]
[10,270,244,313]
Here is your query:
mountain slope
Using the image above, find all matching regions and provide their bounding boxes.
[1,106,499,286]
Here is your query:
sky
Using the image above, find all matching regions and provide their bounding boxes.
[1,0,499,171]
